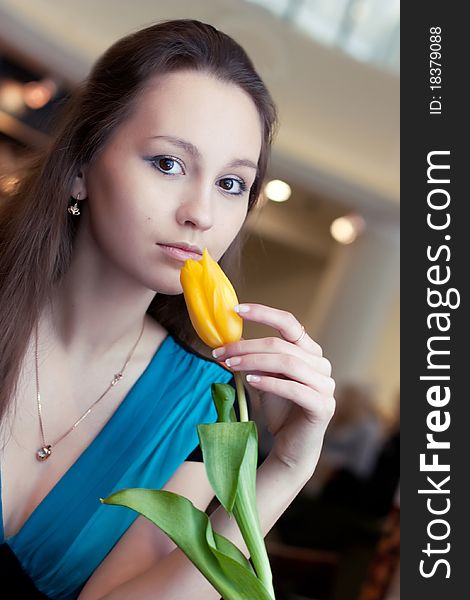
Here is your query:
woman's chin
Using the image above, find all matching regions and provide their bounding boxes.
[150,279,184,296]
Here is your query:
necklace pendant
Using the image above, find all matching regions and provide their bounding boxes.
[36,445,52,461]
[111,372,123,386]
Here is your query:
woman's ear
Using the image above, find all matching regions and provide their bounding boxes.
[71,169,88,200]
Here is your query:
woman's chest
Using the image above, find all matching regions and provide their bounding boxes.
[1,335,165,540]
[0,382,127,540]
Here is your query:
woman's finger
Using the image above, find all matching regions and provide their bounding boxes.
[224,352,335,396]
[213,336,332,377]
[242,374,336,424]
[235,303,322,356]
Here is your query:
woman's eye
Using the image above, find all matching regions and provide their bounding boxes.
[218,177,248,196]
[150,156,184,175]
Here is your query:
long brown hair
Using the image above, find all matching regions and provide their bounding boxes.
[0,19,278,423]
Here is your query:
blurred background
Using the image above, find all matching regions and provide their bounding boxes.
[0,1,399,599]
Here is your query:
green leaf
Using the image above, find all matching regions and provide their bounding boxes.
[211,383,237,423]
[102,488,273,600]
[198,421,275,597]
[233,426,275,597]
[211,530,256,575]
[197,421,256,513]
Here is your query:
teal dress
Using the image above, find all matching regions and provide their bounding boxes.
[0,334,234,599]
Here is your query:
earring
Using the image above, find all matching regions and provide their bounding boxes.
[68,192,81,216]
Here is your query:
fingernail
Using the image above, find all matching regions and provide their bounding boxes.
[246,374,261,383]
[234,304,250,313]
[225,356,241,367]
[212,347,225,358]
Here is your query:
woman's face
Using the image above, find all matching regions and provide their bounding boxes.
[81,70,263,295]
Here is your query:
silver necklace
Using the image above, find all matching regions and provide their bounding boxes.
[34,319,145,461]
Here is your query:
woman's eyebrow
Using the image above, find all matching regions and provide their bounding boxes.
[149,135,200,158]
[227,158,258,171]
[148,135,258,171]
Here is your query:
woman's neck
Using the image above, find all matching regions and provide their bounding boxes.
[42,219,159,362]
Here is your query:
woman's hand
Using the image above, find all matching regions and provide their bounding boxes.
[212,303,336,478]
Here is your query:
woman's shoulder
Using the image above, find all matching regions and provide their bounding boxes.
[169,333,233,380]
[146,316,232,382]
[146,314,233,391]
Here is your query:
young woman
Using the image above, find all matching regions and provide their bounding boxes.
[0,19,336,599]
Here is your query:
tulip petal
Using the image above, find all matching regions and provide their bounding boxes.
[180,248,242,348]
[202,249,243,345]
[180,256,224,348]
[213,284,243,344]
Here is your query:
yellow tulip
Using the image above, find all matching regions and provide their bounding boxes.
[180,248,243,348]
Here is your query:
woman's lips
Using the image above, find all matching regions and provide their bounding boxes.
[158,244,203,262]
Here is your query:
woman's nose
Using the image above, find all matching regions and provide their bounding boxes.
[176,187,214,230]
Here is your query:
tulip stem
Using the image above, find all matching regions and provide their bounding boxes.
[234,372,249,422]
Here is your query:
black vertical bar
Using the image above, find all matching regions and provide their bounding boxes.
[401,3,467,598]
